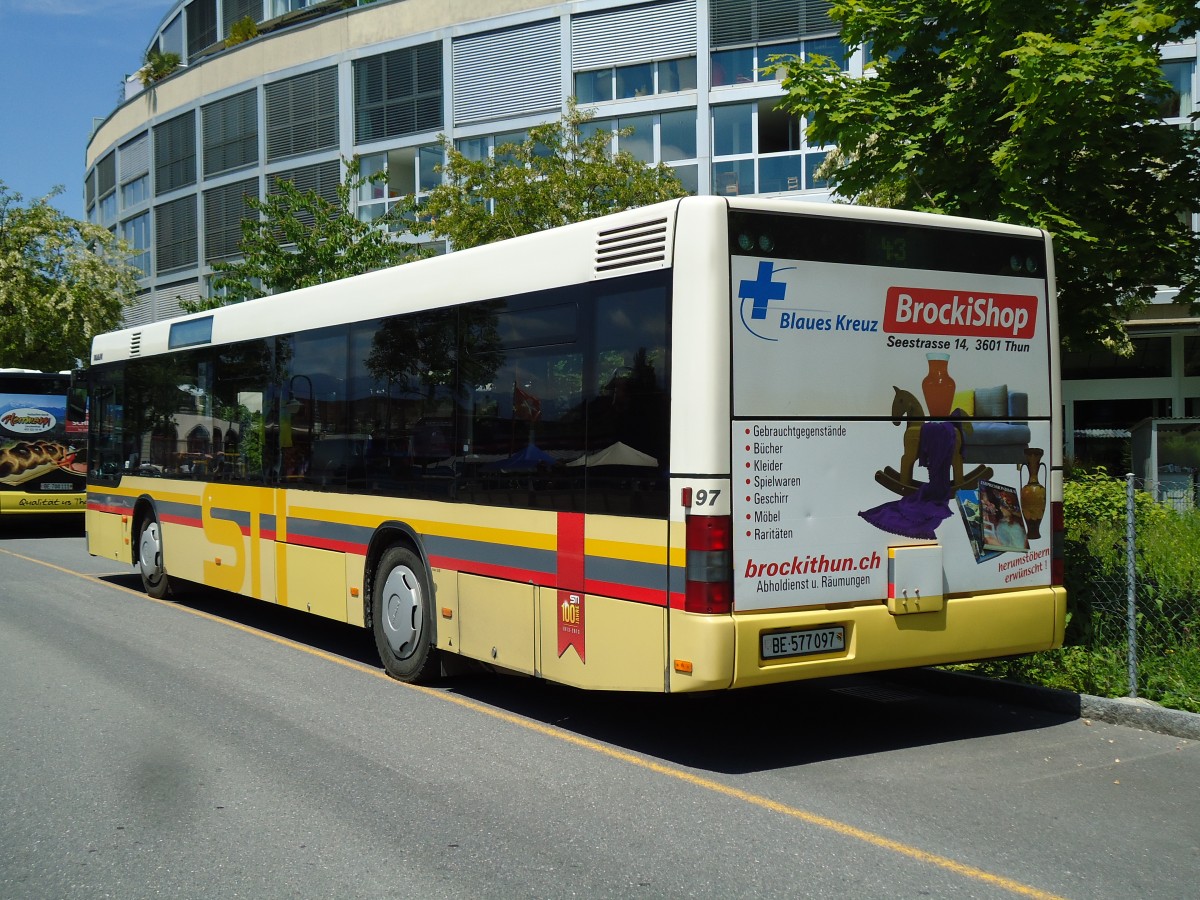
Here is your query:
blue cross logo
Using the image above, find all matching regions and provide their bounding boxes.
[740,262,787,320]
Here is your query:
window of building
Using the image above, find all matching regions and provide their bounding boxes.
[99,193,118,227]
[1183,335,1200,377]
[1072,397,1172,472]
[155,195,199,273]
[660,109,698,161]
[709,0,837,48]
[154,111,197,195]
[355,145,444,228]
[711,101,827,195]
[618,115,654,162]
[268,159,340,232]
[712,36,848,87]
[456,137,489,162]
[616,63,654,99]
[203,89,258,177]
[222,0,260,39]
[122,213,151,277]
[186,0,218,61]
[122,176,150,208]
[583,111,699,194]
[159,13,184,58]
[354,42,443,145]
[1158,59,1196,119]
[204,178,258,261]
[269,0,314,17]
[97,151,117,198]
[658,58,697,93]
[713,103,753,156]
[119,133,151,211]
[452,21,561,126]
[574,56,697,103]
[96,151,117,227]
[265,67,338,162]
[1062,336,1172,380]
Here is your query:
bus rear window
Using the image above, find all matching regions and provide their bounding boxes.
[169,316,214,349]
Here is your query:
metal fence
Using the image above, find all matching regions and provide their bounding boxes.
[1060,473,1200,711]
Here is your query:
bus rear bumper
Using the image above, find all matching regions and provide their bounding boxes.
[670,587,1066,692]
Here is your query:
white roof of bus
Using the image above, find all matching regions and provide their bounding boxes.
[90,196,1046,364]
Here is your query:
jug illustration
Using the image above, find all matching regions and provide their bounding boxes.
[1018,447,1047,540]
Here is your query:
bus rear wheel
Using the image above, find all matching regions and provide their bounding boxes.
[137,512,171,599]
[372,545,438,683]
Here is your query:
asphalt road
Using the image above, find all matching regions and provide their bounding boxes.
[2,517,1197,899]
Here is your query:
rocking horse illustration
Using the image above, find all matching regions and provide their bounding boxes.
[873,387,992,497]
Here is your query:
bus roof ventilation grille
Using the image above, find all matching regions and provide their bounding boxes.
[129,332,142,356]
[594,217,668,274]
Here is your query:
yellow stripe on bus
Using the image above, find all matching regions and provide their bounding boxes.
[585,538,669,567]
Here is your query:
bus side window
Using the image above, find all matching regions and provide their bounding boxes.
[67,376,88,428]
[586,281,670,516]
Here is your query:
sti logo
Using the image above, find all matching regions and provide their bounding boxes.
[738,261,795,341]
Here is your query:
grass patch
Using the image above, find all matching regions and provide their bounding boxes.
[951,468,1200,715]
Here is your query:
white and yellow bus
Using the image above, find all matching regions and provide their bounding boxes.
[0,369,87,516]
[86,197,1065,691]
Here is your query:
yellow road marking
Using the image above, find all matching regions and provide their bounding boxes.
[5,546,1065,900]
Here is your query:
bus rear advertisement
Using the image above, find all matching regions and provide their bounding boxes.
[0,369,86,515]
[84,197,1065,692]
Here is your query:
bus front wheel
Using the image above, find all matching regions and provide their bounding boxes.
[372,546,438,683]
[137,512,171,599]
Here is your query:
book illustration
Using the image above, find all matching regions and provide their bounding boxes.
[956,488,1000,563]
[978,480,1029,553]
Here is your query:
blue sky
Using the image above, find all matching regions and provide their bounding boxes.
[0,0,168,219]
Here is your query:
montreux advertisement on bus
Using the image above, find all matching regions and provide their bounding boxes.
[730,254,1052,612]
[0,391,86,505]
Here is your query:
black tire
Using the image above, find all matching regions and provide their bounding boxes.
[371,545,438,683]
[137,510,171,599]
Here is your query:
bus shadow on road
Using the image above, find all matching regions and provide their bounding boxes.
[97,573,382,668]
[441,672,1080,774]
[0,515,85,540]
[97,573,1078,775]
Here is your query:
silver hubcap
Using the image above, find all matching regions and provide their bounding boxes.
[139,521,164,585]
[381,566,423,659]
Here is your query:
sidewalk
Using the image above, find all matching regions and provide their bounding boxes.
[901,668,1200,740]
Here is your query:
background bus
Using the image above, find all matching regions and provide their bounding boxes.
[0,369,87,516]
[85,196,1065,692]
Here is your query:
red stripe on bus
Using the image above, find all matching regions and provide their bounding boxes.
[428,554,554,586]
[87,502,129,515]
[160,513,203,529]
[557,512,585,591]
[584,578,669,607]
[287,534,369,556]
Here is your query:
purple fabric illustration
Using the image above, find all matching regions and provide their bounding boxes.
[860,421,959,539]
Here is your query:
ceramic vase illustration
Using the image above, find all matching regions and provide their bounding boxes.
[921,353,956,417]
[1018,447,1047,540]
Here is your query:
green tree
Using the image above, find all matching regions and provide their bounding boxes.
[197,157,429,308]
[420,99,688,250]
[774,0,1200,349]
[0,182,136,370]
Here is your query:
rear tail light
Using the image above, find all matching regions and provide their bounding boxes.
[685,514,733,614]
[1050,500,1064,585]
